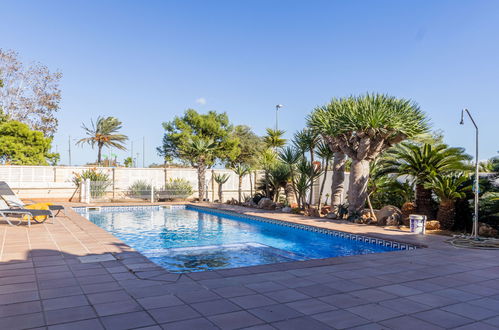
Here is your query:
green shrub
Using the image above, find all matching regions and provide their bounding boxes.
[158,178,193,200]
[72,168,111,197]
[127,180,152,199]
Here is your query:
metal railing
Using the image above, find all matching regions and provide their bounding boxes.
[80,180,193,203]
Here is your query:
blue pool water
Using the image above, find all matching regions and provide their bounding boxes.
[77,206,397,273]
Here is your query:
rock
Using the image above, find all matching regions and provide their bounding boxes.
[326,213,338,219]
[258,198,276,210]
[226,198,239,205]
[304,207,320,217]
[375,205,402,226]
[479,222,498,237]
[321,205,331,215]
[425,220,441,230]
[281,206,292,213]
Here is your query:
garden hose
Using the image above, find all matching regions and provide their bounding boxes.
[447,235,499,250]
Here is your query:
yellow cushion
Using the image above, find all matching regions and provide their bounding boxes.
[23,203,53,221]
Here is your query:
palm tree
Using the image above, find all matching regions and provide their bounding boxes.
[278,146,302,205]
[293,129,320,205]
[185,138,217,201]
[293,159,321,208]
[259,148,277,198]
[380,142,471,219]
[77,116,128,164]
[315,139,334,210]
[232,164,251,203]
[308,94,429,217]
[264,128,286,149]
[214,173,230,202]
[268,163,291,202]
[426,173,470,229]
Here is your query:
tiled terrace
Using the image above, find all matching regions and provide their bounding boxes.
[1,203,499,330]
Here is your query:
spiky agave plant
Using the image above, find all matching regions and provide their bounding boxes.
[214,173,230,202]
[232,164,251,203]
[293,159,322,208]
[278,146,302,205]
[426,173,471,230]
[268,163,291,202]
[308,94,429,217]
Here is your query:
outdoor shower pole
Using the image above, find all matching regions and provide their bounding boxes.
[460,109,479,239]
[275,104,283,131]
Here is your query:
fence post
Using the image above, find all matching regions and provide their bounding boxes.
[211,170,215,202]
[112,168,116,200]
[80,180,85,203]
[150,184,154,203]
[85,178,91,204]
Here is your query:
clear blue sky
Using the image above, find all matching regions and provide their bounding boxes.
[1,0,498,165]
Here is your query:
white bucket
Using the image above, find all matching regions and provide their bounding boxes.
[410,214,427,235]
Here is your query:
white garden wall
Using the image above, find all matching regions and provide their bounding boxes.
[0,165,350,204]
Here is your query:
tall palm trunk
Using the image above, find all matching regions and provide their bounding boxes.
[249,171,253,196]
[317,158,330,210]
[218,183,223,202]
[437,199,455,230]
[97,143,103,164]
[415,183,434,219]
[197,162,206,201]
[331,152,346,213]
[265,170,270,198]
[308,150,315,206]
[347,159,370,215]
[238,175,242,203]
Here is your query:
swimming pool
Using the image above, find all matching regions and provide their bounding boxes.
[75,205,407,273]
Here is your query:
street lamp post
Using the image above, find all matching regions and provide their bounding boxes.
[460,109,479,239]
[275,104,283,130]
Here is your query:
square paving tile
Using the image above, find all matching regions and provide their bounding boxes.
[93,299,143,316]
[175,289,220,303]
[230,294,277,309]
[378,297,432,314]
[264,288,310,303]
[413,309,474,328]
[213,285,256,298]
[285,298,337,315]
[47,318,105,330]
[319,293,367,309]
[101,311,157,329]
[380,315,444,330]
[312,309,370,329]
[149,304,201,324]
[248,304,303,322]
[442,302,498,321]
[295,284,340,298]
[137,294,184,309]
[2,312,46,330]
[272,316,332,330]
[42,295,89,311]
[160,317,218,330]
[44,305,97,325]
[347,303,403,322]
[191,299,241,316]
[208,310,265,330]
[406,292,460,307]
